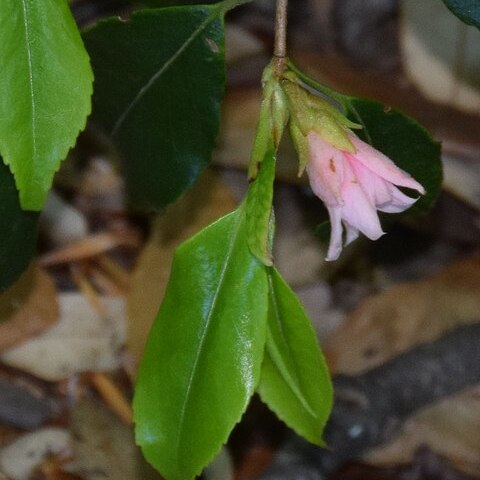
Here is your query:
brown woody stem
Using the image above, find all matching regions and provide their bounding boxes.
[274,0,288,75]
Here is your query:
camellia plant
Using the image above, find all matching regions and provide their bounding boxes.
[2,0,478,478]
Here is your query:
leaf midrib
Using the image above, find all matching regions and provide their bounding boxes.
[111,5,222,138]
[267,272,318,419]
[20,0,37,164]
[175,211,244,472]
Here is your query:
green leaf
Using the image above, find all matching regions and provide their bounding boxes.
[442,0,480,28]
[344,99,442,214]
[246,149,276,266]
[142,0,213,6]
[84,4,228,210]
[0,159,39,292]
[133,207,269,480]
[257,268,333,446]
[0,0,93,210]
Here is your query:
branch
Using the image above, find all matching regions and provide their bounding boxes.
[273,0,288,74]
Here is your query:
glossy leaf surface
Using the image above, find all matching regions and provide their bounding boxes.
[257,268,333,445]
[442,0,480,28]
[133,207,269,479]
[84,5,226,210]
[0,160,39,292]
[0,0,93,210]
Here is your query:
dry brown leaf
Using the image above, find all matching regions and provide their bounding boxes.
[40,231,140,266]
[88,372,133,426]
[34,456,85,480]
[67,399,161,480]
[225,24,265,64]
[325,255,480,475]
[401,0,480,115]
[365,388,480,476]
[326,255,480,374]
[0,263,58,352]
[126,171,238,364]
[1,294,125,381]
[0,428,71,480]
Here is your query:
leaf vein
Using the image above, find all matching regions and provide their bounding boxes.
[175,211,243,469]
[267,273,317,418]
[20,0,37,164]
[111,6,221,138]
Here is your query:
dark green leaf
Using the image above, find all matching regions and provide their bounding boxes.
[84,5,227,210]
[0,0,93,210]
[246,150,276,265]
[142,0,217,6]
[442,0,480,28]
[345,99,442,214]
[0,160,39,292]
[257,268,333,446]
[133,207,269,480]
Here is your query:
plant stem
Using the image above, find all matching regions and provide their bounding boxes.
[274,0,288,74]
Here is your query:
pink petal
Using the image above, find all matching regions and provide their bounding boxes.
[344,221,359,246]
[340,160,385,241]
[349,135,425,194]
[343,221,359,247]
[348,156,392,207]
[377,183,420,213]
[306,132,345,207]
[325,205,344,261]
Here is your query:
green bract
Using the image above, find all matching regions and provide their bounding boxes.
[248,64,289,180]
[246,150,276,266]
[281,78,361,154]
[0,0,93,210]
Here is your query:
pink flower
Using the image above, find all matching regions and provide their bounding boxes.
[306,132,425,261]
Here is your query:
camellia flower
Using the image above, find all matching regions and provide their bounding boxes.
[282,77,425,261]
[306,132,425,261]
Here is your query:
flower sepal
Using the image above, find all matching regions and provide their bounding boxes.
[281,75,361,155]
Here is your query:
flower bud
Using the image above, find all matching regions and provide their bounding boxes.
[248,64,289,179]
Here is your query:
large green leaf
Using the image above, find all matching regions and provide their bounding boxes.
[257,268,333,445]
[0,0,93,210]
[442,0,480,29]
[0,160,39,292]
[133,206,269,480]
[288,62,442,215]
[84,4,228,210]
